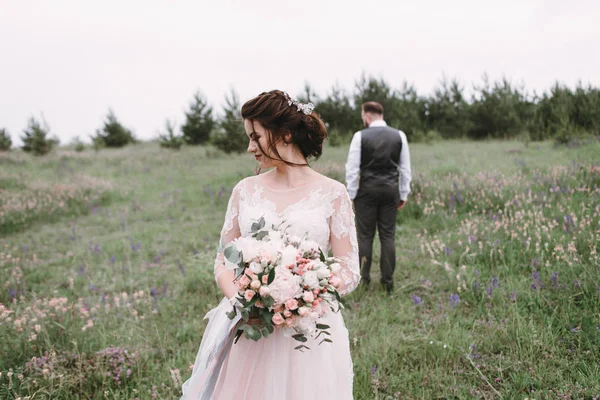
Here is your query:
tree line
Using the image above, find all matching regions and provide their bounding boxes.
[1,73,599,155]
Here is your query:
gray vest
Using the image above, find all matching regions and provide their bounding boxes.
[359,125,402,191]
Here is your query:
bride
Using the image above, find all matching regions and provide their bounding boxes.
[181,90,360,399]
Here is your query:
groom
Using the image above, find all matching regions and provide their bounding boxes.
[345,101,412,293]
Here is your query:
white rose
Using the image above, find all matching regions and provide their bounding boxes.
[280,245,299,268]
[299,239,320,254]
[268,266,303,304]
[316,267,331,279]
[330,262,341,274]
[249,261,264,274]
[250,280,261,290]
[303,271,320,289]
[295,314,317,336]
[236,238,261,262]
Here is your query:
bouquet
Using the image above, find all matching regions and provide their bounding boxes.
[223,217,344,350]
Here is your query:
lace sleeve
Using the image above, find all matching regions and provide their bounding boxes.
[329,184,361,296]
[214,182,242,298]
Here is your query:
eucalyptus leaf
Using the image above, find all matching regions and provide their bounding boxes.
[267,268,276,285]
[224,245,242,264]
[292,334,308,343]
[243,324,261,341]
[254,231,269,240]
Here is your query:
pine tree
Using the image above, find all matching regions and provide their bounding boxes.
[181,90,215,145]
[212,89,246,154]
[21,117,55,156]
[159,119,184,150]
[0,128,12,151]
[94,109,136,148]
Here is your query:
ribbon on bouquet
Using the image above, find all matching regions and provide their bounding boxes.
[181,298,242,400]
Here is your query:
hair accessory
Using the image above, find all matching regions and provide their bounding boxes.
[283,92,315,115]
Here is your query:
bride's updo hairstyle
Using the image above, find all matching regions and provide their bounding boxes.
[241,90,328,166]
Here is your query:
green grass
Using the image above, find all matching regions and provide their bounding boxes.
[1,139,599,399]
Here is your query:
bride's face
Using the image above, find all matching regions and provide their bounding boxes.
[244,119,286,169]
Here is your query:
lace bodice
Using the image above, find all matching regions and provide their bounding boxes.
[214,174,360,296]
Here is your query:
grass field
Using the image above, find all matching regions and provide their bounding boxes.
[1,138,599,399]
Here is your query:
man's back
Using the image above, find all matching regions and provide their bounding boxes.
[359,125,403,191]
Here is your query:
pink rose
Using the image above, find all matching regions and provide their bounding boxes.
[273,305,284,314]
[298,306,310,316]
[259,286,270,297]
[244,290,255,301]
[255,300,264,308]
[283,309,292,318]
[250,280,261,290]
[302,291,314,303]
[262,275,269,284]
[285,299,298,311]
[272,313,285,326]
[285,316,297,328]
[312,300,319,307]
[238,275,251,289]
[329,276,342,288]
[259,250,273,264]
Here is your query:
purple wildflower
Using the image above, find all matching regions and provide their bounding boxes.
[444,246,451,256]
[449,293,460,307]
[551,272,559,287]
[411,294,422,305]
[491,276,499,289]
[371,365,377,375]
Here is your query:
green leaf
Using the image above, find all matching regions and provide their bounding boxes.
[260,327,271,339]
[242,324,261,341]
[250,217,266,233]
[316,323,330,330]
[294,345,310,351]
[262,296,275,308]
[319,338,333,345]
[240,308,250,322]
[292,334,308,343]
[254,231,268,240]
[319,248,326,262]
[224,245,242,264]
[226,309,237,320]
[267,268,276,285]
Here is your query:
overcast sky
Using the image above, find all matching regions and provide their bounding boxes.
[1,0,599,144]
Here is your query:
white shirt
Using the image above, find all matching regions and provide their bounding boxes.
[345,120,412,201]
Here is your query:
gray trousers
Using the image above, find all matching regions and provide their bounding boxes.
[354,185,399,289]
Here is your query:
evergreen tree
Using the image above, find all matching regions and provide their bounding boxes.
[0,128,12,151]
[94,109,136,147]
[21,116,55,156]
[159,119,184,150]
[181,90,215,145]
[212,89,246,154]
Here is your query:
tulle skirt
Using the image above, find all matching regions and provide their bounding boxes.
[182,298,354,400]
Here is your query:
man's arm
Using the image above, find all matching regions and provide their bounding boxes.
[345,131,362,200]
[398,130,412,208]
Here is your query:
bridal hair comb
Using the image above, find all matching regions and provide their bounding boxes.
[283,92,315,115]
